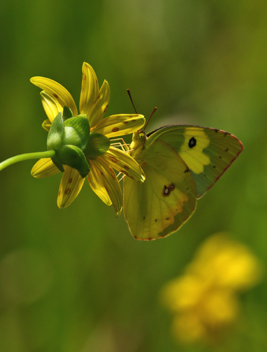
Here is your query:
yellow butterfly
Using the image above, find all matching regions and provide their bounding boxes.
[123,124,243,240]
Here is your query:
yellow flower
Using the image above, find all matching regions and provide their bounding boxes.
[31,62,145,214]
[160,233,262,345]
[188,233,263,291]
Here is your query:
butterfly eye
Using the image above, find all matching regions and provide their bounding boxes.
[188,137,197,148]
[138,132,147,142]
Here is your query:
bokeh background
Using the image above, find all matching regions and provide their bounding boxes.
[0,0,266,351]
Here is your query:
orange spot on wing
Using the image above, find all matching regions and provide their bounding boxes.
[82,73,86,81]
[103,104,108,113]
[68,178,73,184]
[53,93,59,99]
[123,121,128,124]
[112,127,120,132]
[124,165,129,170]
[121,170,128,176]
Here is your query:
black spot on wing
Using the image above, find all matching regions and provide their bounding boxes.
[162,183,175,197]
[163,185,170,196]
[188,137,197,148]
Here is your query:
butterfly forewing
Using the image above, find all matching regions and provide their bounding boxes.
[123,140,197,240]
[148,125,243,198]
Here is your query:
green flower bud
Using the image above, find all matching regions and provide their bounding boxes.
[47,112,91,177]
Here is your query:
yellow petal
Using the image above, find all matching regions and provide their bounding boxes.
[160,275,207,311]
[42,119,51,132]
[89,80,110,128]
[31,158,60,178]
[30,76,78,116]
[203,289,239,325]
[94,114,145,138]
[40,91,63,123]
[103,146,145,182]
[90,157,122,216]
[87,160,112,206]
[79,62,99,118]
[57,166,85,208]
[172,314,206,343]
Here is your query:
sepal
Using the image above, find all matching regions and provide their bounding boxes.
[51,154,65,173]
[58,145,90,178]
[47,112,65,151]
[84,132,110,158]
[64,114,90,150]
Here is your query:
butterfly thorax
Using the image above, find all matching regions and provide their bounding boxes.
[130,131,147,160]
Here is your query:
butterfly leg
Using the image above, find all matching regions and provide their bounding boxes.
[110,138,130,152]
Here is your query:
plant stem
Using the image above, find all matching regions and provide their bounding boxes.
[0,150,56,171]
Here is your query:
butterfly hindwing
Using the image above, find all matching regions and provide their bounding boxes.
[123,139,197,240]
[147,125,244,198]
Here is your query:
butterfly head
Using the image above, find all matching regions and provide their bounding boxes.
[130,130,147,152]
[130,106,157,150]
[126,89,157,153]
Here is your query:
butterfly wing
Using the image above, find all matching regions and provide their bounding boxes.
[123,139,197,240]
[146,125,244,198]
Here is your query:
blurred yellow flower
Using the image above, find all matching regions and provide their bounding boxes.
[160,233,262,345]
[30,62,146,214]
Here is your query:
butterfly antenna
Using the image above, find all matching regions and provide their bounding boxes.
[127,89,138,114]
[141,107,157,132]
[127,89,157,132]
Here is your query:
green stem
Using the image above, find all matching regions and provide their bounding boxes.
[0,150,56,171]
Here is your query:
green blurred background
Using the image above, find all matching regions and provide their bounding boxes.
[0,0,266,351]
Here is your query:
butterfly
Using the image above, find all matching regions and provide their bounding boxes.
[123,124,244,240]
